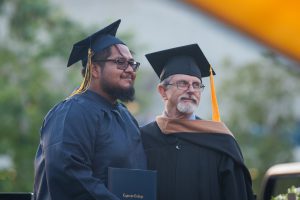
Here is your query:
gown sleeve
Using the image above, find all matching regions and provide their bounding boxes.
[42,102,120,200]
[219,155,255,200]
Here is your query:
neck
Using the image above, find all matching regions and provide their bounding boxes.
[88,84,117,104]
[163,110,193,120]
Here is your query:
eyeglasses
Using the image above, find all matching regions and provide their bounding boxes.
[166,80,205,92]
[93,58,140,72]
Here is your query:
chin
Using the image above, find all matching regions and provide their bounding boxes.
[122,79,134,85]
[119,84,131,89]
[123,82,135,88]
[177,102,198,114]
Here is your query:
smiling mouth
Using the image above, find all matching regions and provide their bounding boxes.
[122,76,134,84]
[180,97,197,103]
[121,74,134,80]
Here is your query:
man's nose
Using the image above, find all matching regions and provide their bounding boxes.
[187,84,196,92]
[124,64,135,73]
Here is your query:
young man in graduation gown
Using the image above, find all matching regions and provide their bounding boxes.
[141,44,256,200]
[33,20,146,200]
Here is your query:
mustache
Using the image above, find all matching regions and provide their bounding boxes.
[179,95,198,104]
[121,74,135,80]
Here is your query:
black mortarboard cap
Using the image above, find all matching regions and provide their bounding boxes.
[145,44,215,81]
[67,19,125,67]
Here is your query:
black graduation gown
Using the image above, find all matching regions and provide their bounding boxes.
[34,90,147,200]
[141,120,255,200]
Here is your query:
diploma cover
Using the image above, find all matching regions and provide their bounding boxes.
[108,167,157,200]
[0,192,32,200]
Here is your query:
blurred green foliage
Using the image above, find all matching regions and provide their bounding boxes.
[219,58,300,194]
[0,0,87,192]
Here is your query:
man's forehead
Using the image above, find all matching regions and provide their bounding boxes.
[111,44,133,58]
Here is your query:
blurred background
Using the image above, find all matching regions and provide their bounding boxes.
[0,0,300,196]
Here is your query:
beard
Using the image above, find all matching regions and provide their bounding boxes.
[176,94,198,114]
[177,102,197,114]
[100,76,135,102]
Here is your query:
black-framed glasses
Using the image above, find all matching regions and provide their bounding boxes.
[166,80,205,92]
[93,58,140,72]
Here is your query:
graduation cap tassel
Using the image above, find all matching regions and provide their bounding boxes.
[69,48,94,97]
[210,66,221,122]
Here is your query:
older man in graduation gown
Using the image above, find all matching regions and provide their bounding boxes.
[141,44,256,200]
[33,20,146,200]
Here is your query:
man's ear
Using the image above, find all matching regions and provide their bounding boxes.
[157,85,168,100]
[91,63,101,78]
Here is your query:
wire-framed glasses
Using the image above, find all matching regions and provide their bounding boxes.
[93,58,140,72]
[167,80,205,92]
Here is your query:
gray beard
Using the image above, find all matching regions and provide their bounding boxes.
[177,102,197,114]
